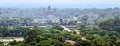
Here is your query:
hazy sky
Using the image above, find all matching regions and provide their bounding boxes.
[0,0,120,8]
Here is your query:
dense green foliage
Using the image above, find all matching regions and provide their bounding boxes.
[99,17,120,32]
[0,18,120,46]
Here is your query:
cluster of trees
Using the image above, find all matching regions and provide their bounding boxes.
[0,17,33,27]
[0,17,120,46]
[0,28,29,37]
[79,17,120,46]
[0,25,81,46]
[78,17,120,46]
[98,17,120,32]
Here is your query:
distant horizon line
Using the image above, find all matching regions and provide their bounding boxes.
[0,6,119,9]
[0,4,120,9]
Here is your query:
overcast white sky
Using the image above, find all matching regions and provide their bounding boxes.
[0,0,120,8]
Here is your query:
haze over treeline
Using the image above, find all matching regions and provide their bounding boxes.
[0,7,119,25]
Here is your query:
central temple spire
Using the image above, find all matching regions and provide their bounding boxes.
[48,5,51,10]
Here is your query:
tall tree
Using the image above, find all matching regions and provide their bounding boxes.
[24,29,38,43]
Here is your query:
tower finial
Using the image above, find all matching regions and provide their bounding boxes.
[48,5,51,10]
